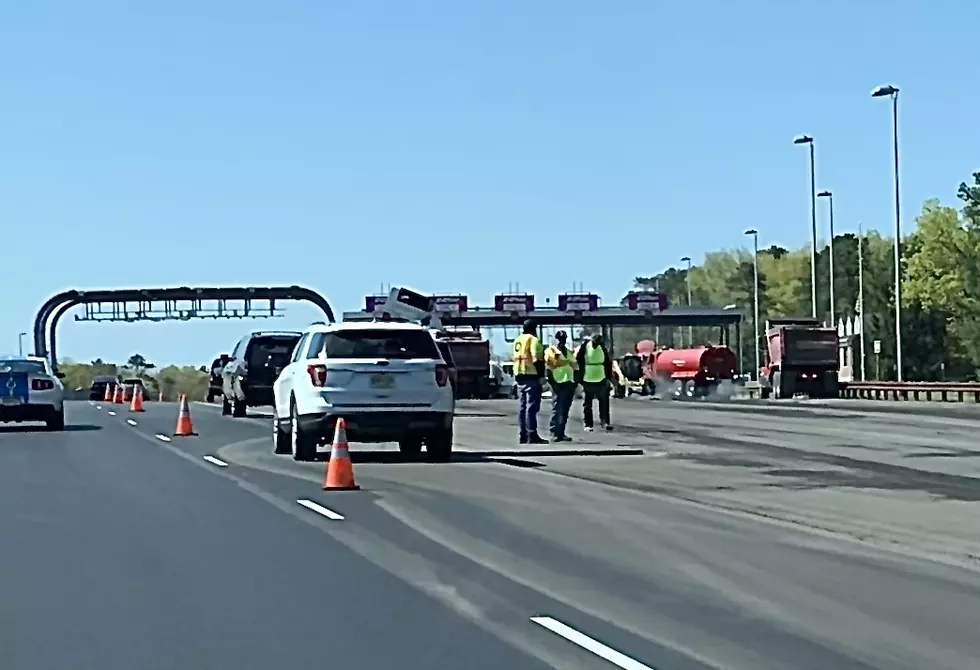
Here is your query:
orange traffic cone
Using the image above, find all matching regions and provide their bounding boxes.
[104,384,113,402]
[114,384,124,404]
[130,385,145,412]
[323,418,359,490]
[173,394,196,436]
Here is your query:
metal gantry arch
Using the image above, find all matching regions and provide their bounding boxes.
[34,286,336,371]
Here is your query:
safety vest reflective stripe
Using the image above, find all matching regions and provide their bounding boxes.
[583,343,606,383]
[513,334,541,376]
[546,346,575,384]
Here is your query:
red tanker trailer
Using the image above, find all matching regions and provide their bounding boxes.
[639,345,738,398]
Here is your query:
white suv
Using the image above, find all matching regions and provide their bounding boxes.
[272,321,455,462]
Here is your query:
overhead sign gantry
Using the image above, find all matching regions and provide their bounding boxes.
[34,286,335,371]
[344,287,742,355]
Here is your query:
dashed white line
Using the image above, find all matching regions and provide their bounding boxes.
[126,419,137,426]
[95,405,102,410]
[155,434,172,442]
[296,499,345,521]
[203,455,228,467]
[530,616,655,670]
[107,411,116,416]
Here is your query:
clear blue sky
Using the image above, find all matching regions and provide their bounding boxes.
[3,1,977,366]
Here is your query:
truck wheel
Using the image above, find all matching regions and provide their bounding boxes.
[772,371,783,399]
[221,397,232,416]
[232,398,247,418]
[426,426,453,463]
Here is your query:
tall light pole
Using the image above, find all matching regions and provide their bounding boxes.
[817,190,836,326]
[744,229,761,379]
[857,222,867,382]
[681,255,693,347]
[18,332,27,356]
[872,84,903,381]
[794,135,818,319]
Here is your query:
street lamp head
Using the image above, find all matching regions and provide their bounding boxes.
[817,190,832,198]
[680,256,691,262]
[793,135,814,145]
[744,228,757,236]
[871,85,899,98]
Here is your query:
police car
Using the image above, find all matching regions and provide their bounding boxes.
[0,356,66,430]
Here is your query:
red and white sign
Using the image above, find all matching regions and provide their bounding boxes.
[431,295,469,314]
[558,293,599,312]
[494,294,535,314]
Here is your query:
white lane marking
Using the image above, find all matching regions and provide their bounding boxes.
[108,411,116,416]
[95,405,102,410]
[530,616,655,670]
[203,455,228,467]
[126,419,137,426]
[296,499,345,521]
[155,434,172,442]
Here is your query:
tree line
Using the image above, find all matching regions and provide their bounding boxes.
[59,354,211,400]
[622,171,980,382]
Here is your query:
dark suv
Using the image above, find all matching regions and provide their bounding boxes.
[221,331,302,417]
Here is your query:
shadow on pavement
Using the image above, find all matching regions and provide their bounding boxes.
[308,447,645,468]
[0,424,102,433]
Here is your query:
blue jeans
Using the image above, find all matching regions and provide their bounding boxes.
[516,378,542,440]
[549,382,576,438]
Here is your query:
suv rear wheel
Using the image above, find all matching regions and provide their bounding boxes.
[398,436,423,460]
[273,406,290,455]
[426,425,453,463]
[290,399,317,462]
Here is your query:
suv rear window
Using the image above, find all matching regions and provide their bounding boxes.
[322,329,439,360]
[248,336,301,367]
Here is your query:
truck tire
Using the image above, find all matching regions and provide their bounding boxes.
[398,436,423,460]
[772,371,782,399]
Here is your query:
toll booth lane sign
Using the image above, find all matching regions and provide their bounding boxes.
[622,291,668,312]
[494,294,535,313]
[558,293,599,312]
[432,295,469,313]
[365,295,387,312]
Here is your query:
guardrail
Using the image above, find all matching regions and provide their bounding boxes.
[842,381,980,403]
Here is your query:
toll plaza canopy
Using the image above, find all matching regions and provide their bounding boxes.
[341,290,742,328]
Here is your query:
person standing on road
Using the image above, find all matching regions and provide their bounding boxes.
[545,330,577,442]
[512,319,548,444]
[576,332,614,432]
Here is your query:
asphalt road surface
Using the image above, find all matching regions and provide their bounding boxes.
[2,396,980,669]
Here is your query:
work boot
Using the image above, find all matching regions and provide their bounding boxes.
[583,426,595,433]
[556,434,573,442]
[527,434,549,445]
[603,424,614,432]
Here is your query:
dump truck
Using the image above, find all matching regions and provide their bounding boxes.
[760,317,839,399]
[434,329,493,399]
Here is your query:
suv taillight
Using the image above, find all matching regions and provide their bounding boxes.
[32,379,54,391]
[435,364,449,387]
[307,364,327,387]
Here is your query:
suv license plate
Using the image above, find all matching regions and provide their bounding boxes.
[370,374,395,389]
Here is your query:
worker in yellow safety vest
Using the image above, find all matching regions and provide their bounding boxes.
[575,332,614,432]
[545,330,577,441]
[512,319,548,444]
